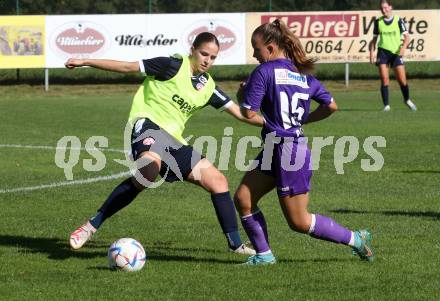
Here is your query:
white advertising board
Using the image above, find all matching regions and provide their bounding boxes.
[45,13,246,68]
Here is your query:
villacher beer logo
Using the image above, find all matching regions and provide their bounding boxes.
[262,14,360,38]
[183,19,240,57]
[50,21,110,59]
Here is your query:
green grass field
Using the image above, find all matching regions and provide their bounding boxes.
[0,80,439,300]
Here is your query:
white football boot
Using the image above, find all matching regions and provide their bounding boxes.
[229,243,256,255]
[405,100,417,111]
[69,221,97,250]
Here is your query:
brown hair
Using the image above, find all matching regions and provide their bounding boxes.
[252,19,317,74]
[380,0,391,5]
[192,32,219,49]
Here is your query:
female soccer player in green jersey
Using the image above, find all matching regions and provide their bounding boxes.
[369,0,417,111]
[65,32,263,255]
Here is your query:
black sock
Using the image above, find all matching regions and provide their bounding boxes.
[211,192,242,249]
[380,85,389,106]
[400,84,410,101]
[89,178,142,229]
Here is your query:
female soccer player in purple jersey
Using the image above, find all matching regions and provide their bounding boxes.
[234,19,374,265]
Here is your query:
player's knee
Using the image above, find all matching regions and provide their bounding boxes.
[288,219,309,234]
[206,171,229,193]
[233,188,253,215]
[233,190,246,209]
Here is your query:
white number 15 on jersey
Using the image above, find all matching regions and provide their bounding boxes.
[280,91,309,129]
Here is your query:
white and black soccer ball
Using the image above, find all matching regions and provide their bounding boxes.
[108,238,147,272]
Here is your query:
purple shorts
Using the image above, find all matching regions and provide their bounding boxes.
[255,139,312,197]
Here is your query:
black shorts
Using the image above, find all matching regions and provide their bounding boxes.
[131,118,203,182]
[376,48,404,68]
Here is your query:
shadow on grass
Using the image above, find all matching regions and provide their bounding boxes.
[330,209,440,220]
[0,235,242,264]
[278,258,352,264]
[0,235,107,260]
[337,108,379,112]
[89,252,243,266]
[145,244,223,254]
[0,234,364,266]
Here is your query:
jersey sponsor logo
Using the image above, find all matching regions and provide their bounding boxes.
[380,28,398,36]
[192,74,207,90]
[195,83,204,90]
[274,69,309,88]
[198,74,208,85]
[171,94,195,114]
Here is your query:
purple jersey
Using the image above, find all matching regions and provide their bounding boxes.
[242,59,333,139]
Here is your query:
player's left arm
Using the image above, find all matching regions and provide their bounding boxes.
[399,18,410,57]
[225,102,264,127]
[303,77,338,124]
[400,33,410,57]
[210,85,264,127]
[304,100,337,124]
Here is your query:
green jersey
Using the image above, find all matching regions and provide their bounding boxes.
[128,54,216,144]
[377,16,403,55]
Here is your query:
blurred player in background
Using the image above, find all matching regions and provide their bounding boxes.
[369,0,417,111]
[235,19,374,265]
[65,32,264,255]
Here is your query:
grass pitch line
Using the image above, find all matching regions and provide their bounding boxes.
[0,144,131,194]
[0,171,131,194]
[0,144,126,153]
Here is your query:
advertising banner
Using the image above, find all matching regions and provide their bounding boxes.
[0,16,45,68]
[45,13,246,68]
[1,11,439,69]
[246,10,440,64]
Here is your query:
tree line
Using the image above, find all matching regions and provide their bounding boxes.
[1,0,440,15]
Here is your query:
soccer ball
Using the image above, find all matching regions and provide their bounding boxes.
[108,238,147,272]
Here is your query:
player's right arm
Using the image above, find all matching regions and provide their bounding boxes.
[237,68,265,120]
[369,37,378,64]
[369,18,379,64]
[65,58,140,73]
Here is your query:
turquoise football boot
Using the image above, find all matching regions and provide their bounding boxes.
[352,230,374,262]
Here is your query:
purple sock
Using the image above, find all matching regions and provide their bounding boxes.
[309,214,352,245]
[240,210,270,254]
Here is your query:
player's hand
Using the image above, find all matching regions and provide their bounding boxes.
[65,58,84,69]
[399,48,405,57]
[369,54,375,65]
[236,81,246,103]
